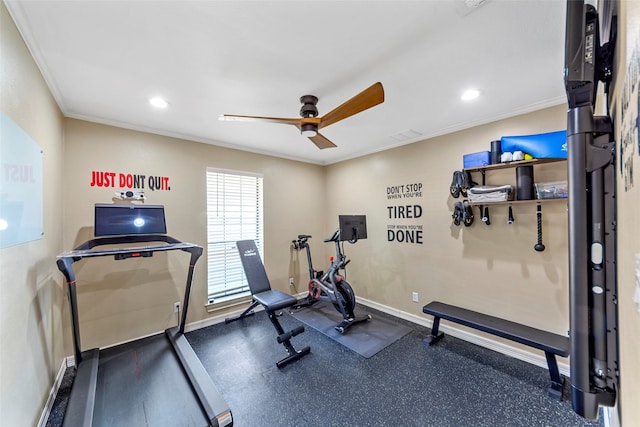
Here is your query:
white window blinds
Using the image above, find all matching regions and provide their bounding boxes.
[206,168,263,302]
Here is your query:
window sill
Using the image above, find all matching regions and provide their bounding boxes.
[206,293,252,313]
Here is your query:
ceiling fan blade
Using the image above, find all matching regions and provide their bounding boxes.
[308,133,337,149]
[318,82,384,129]
[219,114,302,126]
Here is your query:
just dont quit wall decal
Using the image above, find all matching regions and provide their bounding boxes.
[90,171,171,192]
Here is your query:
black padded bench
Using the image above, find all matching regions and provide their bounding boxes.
[225,240,310,368]
[422,301,570,400]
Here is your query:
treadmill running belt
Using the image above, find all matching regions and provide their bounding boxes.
[93,334,208,426]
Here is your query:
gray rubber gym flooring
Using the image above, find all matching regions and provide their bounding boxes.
[47,305,604,426]
[289,300,412,357]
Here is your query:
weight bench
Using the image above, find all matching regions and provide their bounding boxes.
[422,301,570,400]
[225,240,310,368]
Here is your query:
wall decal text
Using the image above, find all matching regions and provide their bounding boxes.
[386,182,423,244]
[90,171,171,191]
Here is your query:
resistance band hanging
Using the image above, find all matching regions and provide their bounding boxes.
[534,203,545,252]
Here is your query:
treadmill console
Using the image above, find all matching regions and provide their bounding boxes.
[94,203,167,237]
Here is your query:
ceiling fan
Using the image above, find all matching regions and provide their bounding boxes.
[219,82,384,149]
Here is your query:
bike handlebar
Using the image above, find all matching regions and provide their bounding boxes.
[293,230,353,281]
[323,229,340,243]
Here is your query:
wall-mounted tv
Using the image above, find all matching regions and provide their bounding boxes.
[338,215,367,243]
[94,204,167,237]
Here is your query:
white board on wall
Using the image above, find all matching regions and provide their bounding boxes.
[0,111,43,248]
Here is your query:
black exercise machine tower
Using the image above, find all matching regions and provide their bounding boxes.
[57,234,232,426]
[564,0,618,419]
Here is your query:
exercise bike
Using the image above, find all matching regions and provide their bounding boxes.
[291,230,371,334]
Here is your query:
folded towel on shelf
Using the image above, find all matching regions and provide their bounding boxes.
[468,185,513,203]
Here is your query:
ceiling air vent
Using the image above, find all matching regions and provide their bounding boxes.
[389,129,422,142]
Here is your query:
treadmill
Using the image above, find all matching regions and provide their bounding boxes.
[56,204,232,426]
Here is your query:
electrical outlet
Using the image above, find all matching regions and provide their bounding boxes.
[173,301,181,313]
[289,277,295,286]
[412,292,419,303]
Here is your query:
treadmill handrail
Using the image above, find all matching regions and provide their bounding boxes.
[56,234,203,362]
[55,235,232,427]
[59,234,186,254]
[58,241,199,259]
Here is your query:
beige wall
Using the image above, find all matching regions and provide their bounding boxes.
[0,2,64,426]
[62,106,576,381]
[325,105,571,340]
[62,119,326,349]
[2,0,638,425]
[611,0,640,424]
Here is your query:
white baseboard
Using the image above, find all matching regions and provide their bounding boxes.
[187,294,570,376]
[184,303,265,333]
[193,292,571,376]
[603,405,620,427]
[50,295,612,426]
[184,292,308,332]
[37,357,71,427]
[57,294,570,399]
[356,296,570,377]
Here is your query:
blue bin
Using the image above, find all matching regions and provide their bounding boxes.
[463,151,491,168]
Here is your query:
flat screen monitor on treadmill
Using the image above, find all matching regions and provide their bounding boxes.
[94,204,167,237]
[339,215,367,242]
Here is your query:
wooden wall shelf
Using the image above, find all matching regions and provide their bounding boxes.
[464,158,566,173]
[466,198,568,207]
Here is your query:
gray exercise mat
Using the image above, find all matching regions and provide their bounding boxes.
[290,300,412,358]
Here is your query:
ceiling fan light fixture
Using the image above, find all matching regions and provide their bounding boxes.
[221,82,383,149]
[301,123,318,137]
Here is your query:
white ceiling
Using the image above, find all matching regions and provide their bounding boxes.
[5,0,568,165]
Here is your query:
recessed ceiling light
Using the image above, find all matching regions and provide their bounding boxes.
[149,97,169,108]
[461,89,481,101]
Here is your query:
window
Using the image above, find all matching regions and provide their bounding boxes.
[206,168,263,303]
